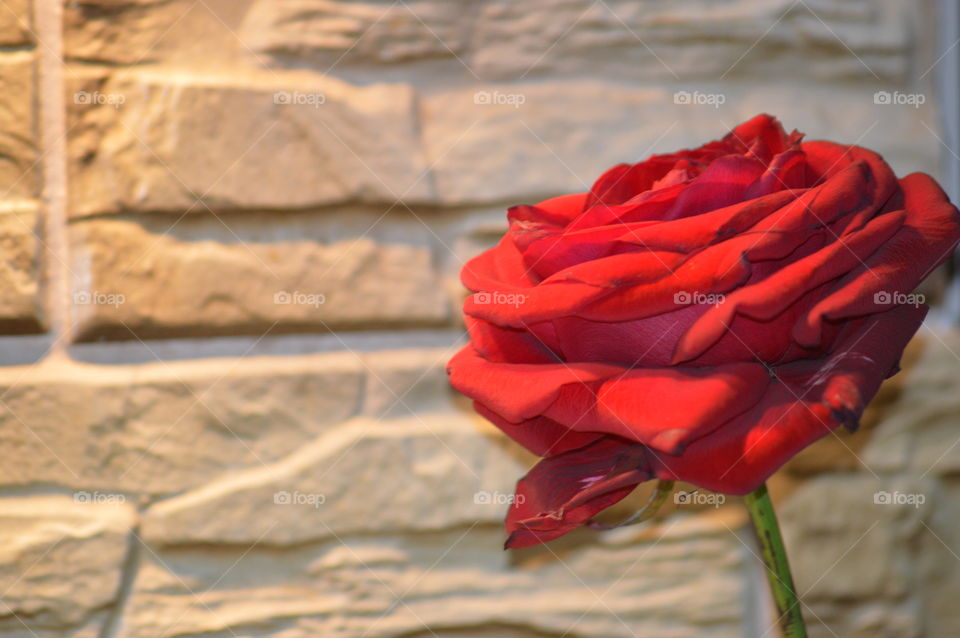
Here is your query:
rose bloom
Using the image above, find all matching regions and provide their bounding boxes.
[448,114,960,548]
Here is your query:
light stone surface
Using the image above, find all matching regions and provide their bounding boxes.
[0,203,43,333]
[123,514,752,638]
[0,52,38,202]
[64,0,913,83]
[0,0,32,47]
[0,496,135,630]
[69,218,450,340]
[0,354,364,496]
[66,69,431,216]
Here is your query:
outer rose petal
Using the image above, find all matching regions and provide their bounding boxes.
[794,172,960,347]
[672,208,906,363]
[473,401,603,457]
[447,346,623,423]
[504,437,652,548]
[649,304,927,493]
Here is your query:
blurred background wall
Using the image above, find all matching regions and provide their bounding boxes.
[0,0,957,636]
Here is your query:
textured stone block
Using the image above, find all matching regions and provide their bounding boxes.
[0,496,134,630]
[0,0,32,46]
[0,52,39,201]
[67,70,431,216]
[863,332,960,474]
[0,203,43,333]
[422,81,940,206]
[0,354,364,496]
[140,413,527,545]
[780,475,929,601]
[69,218,450,340]
[125,514,750,637]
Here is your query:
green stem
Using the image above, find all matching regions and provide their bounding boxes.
[744,483,808,638]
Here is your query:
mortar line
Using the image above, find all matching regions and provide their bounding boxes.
[35,0,71,355]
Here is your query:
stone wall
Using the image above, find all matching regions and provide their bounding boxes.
[0,1,957,636]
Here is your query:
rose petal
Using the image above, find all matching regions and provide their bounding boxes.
[473,401,603,457]
[504,437,652,548]
[672,209,906,363]
[794,172,960,347]
[648,304,927,493]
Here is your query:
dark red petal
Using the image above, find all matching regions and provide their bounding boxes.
[465,316,559,364]
[648,304,927,494]
[446,346,623,423]
[795,172,960,347]
[584,158,677,209]
[672,209,906,363]
[505,437,652,548]
[473,402,603,457]
[542,362,769,453]
[663,154,766,220]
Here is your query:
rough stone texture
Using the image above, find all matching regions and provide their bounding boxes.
[0,203,43,333]
[69,218,450,340]
[0,354,364,496]
[0,496,134,631]
[423,81,940,206]
[140,413,528,545]
[863,332,960,474]
[0,52,39,202]
[0,0,32,47]
[124,514,752,638]
[66,69,431,216]
[64,0,912,83]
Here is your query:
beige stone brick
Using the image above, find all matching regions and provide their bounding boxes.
[0,496,134,629]
[66,69,431,216]
[69,218,450,340]
[0,52,38,201]
[126,513,750,637]
[0,0,32,47]
[0,354,364,495]
[0,202,43,333]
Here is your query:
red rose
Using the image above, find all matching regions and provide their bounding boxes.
[448,114,960,548]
